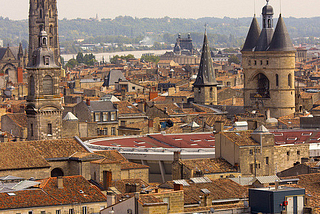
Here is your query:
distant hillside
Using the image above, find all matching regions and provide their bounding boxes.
[0,16,319,50]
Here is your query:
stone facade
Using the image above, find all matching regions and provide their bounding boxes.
[0,167,50,180]
[242,51,296,118]
[26,31,63,141]
[29,0,60,66]
[216,128,309,177]
[194,86,217,105]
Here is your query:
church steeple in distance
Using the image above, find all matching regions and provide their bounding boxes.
[193,28,218,105]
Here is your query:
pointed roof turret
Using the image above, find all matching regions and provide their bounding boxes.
[242,15,261,51]
[193,32,218,87]
[268,15,295,52]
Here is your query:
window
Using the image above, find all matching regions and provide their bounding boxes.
[44,56,49,65]
[260,60,263,65]
[132,86,135,90]
[28,212,33,214]
[41,211,46,214]
[97,128,100,135]
[248,60,251,66]
[111,112,116,121]
[103,112,108,121]
[56,210,61,214]
[287,151,290,161]
[297,151,300,155]
[266,60,269,65]
[288,74,292,88]
[69,209,74,214]
[249,149,253,155]
[111,127,116,135]
[250,164,254,174]
[30,123,34,137]
[48,123,52,135]
[276,74,279,87]
[103,128,108,135]
[82,206,87,214]
[266,157,269,165]
[254,60,257,65]
[95,113,100,122]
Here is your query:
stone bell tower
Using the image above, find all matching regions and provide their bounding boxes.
[242,0,296,118]
[193,30,218,105]
[26,31,62,140]
[29,0,60,66]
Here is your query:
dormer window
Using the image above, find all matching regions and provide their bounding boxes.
[44,56,49,65]
[43,37,47,46]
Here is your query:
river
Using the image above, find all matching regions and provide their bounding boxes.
[61,49,171,63]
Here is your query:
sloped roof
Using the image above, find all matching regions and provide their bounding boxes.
[242,16,261,51]
[87,100,117,112]
[268,15,295,52]
[5,113,27,128]
[27,138,88,159]
[253,175,280,184]
[254,28,274,51]
[103,70,126,87]
[0,142,50,171]
[193,32,218,87]
[221,131,259,147]
[180,158,238,174]
[63,112,78,121]
[252,125,270,134]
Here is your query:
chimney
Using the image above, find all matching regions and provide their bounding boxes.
[148,119,154,133]
[155,188,159,193]
[57,176,64,189]
[174,183,183,191]
[86,99,91,106]
[248,120,258,130]
[107,194,116,206]
[214,121,224,133]
[173,151,181,162]
[103,171,112,191]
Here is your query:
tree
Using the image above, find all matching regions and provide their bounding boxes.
[65,58,78,68]
[76,52,84,63]
[228,55,240,64]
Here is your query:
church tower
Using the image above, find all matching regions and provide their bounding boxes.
[242,0,296,118]
[193,30,218,105]
[25,31,62,140]
[29,0,60,66]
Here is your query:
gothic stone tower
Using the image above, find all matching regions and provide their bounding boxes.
[29,0,60,66]
[26,31,62,140]
[242,0,296,118]
[193,31,218,105]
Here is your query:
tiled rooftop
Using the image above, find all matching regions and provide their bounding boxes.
[180,158,238,174]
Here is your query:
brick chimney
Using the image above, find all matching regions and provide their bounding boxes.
[103,171,112,190]
[86,99,91,106]
[248,120,258,130]
[57,176,64,189]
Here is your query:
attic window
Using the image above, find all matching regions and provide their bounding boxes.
[127,106,133,109]
[79,190,84,193]
[44,56,49,65]
[302,133,312,136]
[7,193,16,196]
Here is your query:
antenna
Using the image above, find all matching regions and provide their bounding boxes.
[254,0,256,15]
[280,0,282,14]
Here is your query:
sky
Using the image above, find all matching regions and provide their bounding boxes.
[0,0,319,20]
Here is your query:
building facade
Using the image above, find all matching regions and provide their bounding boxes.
[242,1,296,118]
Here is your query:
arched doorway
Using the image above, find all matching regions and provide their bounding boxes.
[51,168,64,177]
[254,73,270,98]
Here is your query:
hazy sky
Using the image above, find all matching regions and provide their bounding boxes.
[0,0,319,20]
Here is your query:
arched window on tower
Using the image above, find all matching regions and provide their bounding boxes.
[210,87,213,98]
[288,74,292,88]
[43,75,53,95]
[40,9,43,19]
[276,74,279,87]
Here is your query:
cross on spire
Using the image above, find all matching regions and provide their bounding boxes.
[266,0,269,5]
